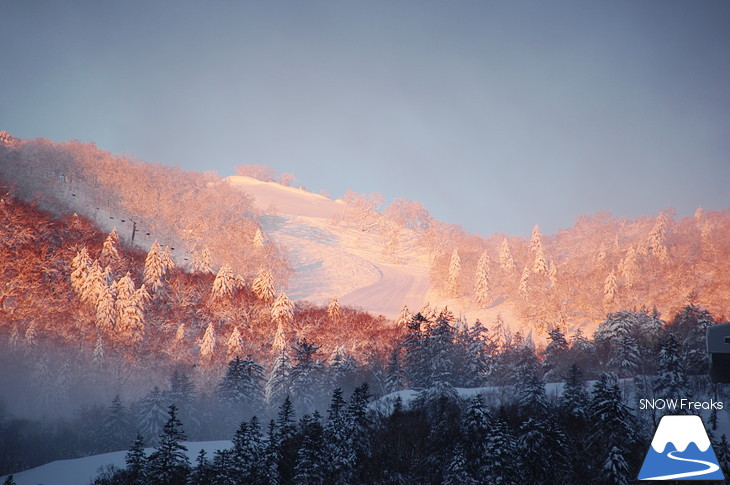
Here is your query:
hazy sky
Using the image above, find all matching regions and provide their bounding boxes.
[2,1,728,236]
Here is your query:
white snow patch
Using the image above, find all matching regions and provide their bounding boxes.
[1,441,231,485]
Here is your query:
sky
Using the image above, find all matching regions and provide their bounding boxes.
[1,1,729,237]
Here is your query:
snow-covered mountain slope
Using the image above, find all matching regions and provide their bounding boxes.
[228,176,433,317]
[1,441,231,485]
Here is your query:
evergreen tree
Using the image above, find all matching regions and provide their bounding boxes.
[328,346,358,394]
[394,304,409,328]
[483,416,522,484]
[188,449,214,485]
[542,328,569,382]
[96,394,133,452]
[402,312,428,389]
[225,326,244,361]
[147,405,190,485]
[252,268,275,303]
[444,444,477,485]
[653,333,690,410]
[217,356,265,426]
[271,292,294,326]
[473,251,491,308]
[253,228,265,249]
[529,224,544,253]
[114,273,145,344]
[499,237,516,273]
[144,240,174,295]
[461,395,491,475]
[100,228,120,264]
[230,416,265,484]
[324,388,356,483]
[210,264,236,302]
[518,417,570,485]
[95,281,116,332]
[199,322,216,363]
[347,383,373,477]
[518,265,530,297]
[191,247,212,274]
[293,412,326,484]
[326,296,341,322]
[589,373,636,484]
[136,387,170,445]
[385,347,405,393]
[276,396,299,484]
[125,433,147,485]
[291,339,324,413]
[532,245,548,275]
[668,304,715,374]
[266,349,292,406]
[447,249,461,297]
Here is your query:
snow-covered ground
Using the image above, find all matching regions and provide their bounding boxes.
[229,176,434,317]
[0,441,231,485]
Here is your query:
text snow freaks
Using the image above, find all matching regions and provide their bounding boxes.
[639,399,723,411]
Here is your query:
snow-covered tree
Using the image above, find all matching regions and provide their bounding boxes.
[95,281,116,332]
[191,247,212,274]
[143,240,174,295]
[518,265,530,297]
[266,349,292,406]
[529,224,543,252]
[394,304,409,328]
[271,292,294,326]
[653,333,690,409]
[217,356,265,423]
[225,326,244,361]
[252,268,275,303]
[618,246,640,287]
[499,237,516,273]
[447,249,461,297]
[291,339,324,413]
[199,322,216,363]
[135,387,170,446]
[324,388,356,483]
[92,334,105,367]
[253,228,265,249]
[603,270,618,305]
[294,412,326,484]
[532,245,548,275]
[326,296,341,322]
[96,394,133,453]
[70,246,92,295]
[114,273,145,344]
[444,445,476,485]
[210,264,236,302]
[100,228,120,264]
[646,212,669,263]
[473,252,491,308]
[125,433,147,484]
[230,416,265,483]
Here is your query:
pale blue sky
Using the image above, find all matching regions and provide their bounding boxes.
[2,1,728,236]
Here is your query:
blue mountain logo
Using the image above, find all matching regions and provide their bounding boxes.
[638,414,724,480]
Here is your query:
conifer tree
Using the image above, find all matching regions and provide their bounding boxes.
[444,445,477,485]
[125,433,147,485]
[114,273,145,344]
[144,240,174,295]
[518,265,530,297]
[324,388,356,483]
[276,396,298,484]
[271,292,294,326]
[473,251,491,308]
[499,237,516,273]
[217,356,265,422]
[230,416,265,483]
[136,387,170,445]
[189,449,214,485]
[653,333,690,408]
[294,412,326,484]
[253,228,265,249]
[92,334,105,367]
[529,224,544,253]
[147,405,190,484]
[191,247,212,274]
[447,249,461,297]
[394,304,409,328]
[252,268,275,303]
[99,228,120,265]
[199,323,216,363]
[95,280,116,332]
[266,349,292,407]
[532,245,548,275]
[326,296,341,322]
[210,264,236,302]
[291,339,324,413]
[603,270,618,305]
[385,347,405,393]
[96,394,133,452]
[225,326,244,361]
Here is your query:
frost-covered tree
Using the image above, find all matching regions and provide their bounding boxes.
[225,326,244,361]
[114,273,146,344]
[253,228,265,249]
[191,247,212,274]
[96,281,116,332]
[230,416,265,483]
[532,245,548,275]
[618,246,640,287]
[271,292,294,326]
[266,348,292,406]
[603,270,618,305]
[444,445,476,485]
[668,304,715,375]
[326,296,341,322]
[518,265,530,297]
[646,212,669,263]
[483,416,521,483]
[529,224,543,253]
[143,240,174,295]
[518,417,570,485]
[385,347,405,393]
[394,304,409,329]
[252,268,275,303]
[473,252,491,308]
[210,264,236,302]
[199,322,216,363]
[499,238,516,273]
[70,246,92,295]
[542,328,569,382]
[92,334,105,367]
[447,249,461,297]
[100,228,120,265]
[147,405,190,483]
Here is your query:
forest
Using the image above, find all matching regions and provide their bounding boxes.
[1,133,730,483]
